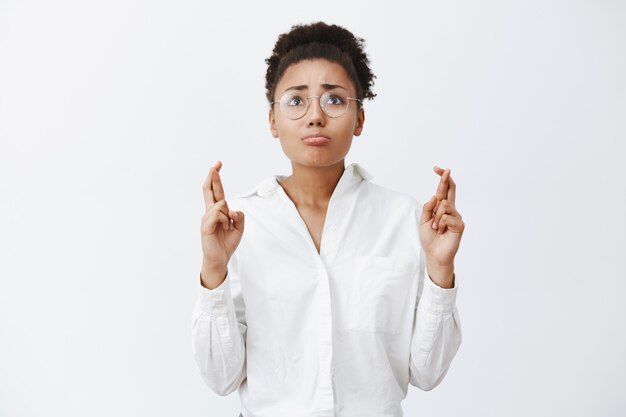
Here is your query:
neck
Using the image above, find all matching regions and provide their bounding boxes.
[278,160,345,207]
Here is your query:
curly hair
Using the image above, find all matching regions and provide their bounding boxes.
[264,21,377,109]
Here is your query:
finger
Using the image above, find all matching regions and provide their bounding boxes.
[437,213,465,234]
[432,168,450,214]
[203,169,216,209]
[202,208,230,235]
[447,175,456,205]
[228,209,245,233]
[435,168,451,202]
[433,199,459,229]
[438,214,448,234]
[434,166,456,205]
[432,199,448,229]
[209,201,231,231]
[432,166,446,212]
[213,208,231,232]
[212,163,226,202]
[203,161,223,207]
[419,195,437,225]
[213,199,230,219]
[437,199,462,225]
[446,201,461,219]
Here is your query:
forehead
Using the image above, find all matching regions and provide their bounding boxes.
[276,59,354,93]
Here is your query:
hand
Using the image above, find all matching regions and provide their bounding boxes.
[200,161,245,273]
[419,166,465,286]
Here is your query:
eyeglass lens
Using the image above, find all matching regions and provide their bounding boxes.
[278,91,351,119]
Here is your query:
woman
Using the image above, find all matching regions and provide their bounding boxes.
[192,21,464,417]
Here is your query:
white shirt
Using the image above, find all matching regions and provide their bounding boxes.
[191,162,462,417]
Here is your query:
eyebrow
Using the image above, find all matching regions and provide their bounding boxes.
[282,83,347,94]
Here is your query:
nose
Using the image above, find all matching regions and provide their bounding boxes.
[306,96,326,127]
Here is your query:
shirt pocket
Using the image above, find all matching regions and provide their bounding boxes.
[348,255,419,335]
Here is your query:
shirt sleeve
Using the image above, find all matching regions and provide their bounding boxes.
[408,202,462,391]
[191,250,247,396]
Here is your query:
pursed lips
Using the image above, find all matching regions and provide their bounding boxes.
[302,133,330,141]
[301,134,331,146]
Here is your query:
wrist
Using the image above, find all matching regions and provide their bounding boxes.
[425,261,455,289]
[200,263,228,290]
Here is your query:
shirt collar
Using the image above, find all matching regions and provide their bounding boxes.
[249,162,374,199]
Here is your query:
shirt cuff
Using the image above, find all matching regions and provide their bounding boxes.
[421,268,458,315]
[196,271,232,316]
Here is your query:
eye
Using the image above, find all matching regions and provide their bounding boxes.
[286,95,305,106]
[325,94,345,105]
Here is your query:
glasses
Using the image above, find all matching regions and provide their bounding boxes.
[271,90,361,120]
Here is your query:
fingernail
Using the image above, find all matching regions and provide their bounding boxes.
[432,222,437,229]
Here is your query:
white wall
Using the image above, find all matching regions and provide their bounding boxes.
[1,0,624,416]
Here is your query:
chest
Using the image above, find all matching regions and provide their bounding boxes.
[294,204,327,254]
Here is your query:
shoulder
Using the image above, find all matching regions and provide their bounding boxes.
[361,180,422,210]
[225,176,276,211]
[226,192,260,213]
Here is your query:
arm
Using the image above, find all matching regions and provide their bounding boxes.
[408,256,462,390]
[191,251,247,396]
[410,165,465,390]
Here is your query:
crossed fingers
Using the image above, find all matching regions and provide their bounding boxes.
[203,161,224,207]
[434,166,456,208]
[203,160,234,231]
[432,166,462,233]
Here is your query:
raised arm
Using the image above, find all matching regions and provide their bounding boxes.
[409,166,465,390]
[191,160,247,396]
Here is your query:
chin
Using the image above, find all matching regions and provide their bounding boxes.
[293,154,348,168]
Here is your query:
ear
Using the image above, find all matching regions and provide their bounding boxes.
[353,107,365,137]
[269,110,279,138]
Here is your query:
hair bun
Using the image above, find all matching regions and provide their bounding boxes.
[265,21,377,104]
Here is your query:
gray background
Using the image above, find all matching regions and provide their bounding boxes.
[1,0,625,416]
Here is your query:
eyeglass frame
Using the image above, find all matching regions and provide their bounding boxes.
[270,92,362,120]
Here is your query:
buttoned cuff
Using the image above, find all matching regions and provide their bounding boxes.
[421,269,458,315]
[196,271,233,316]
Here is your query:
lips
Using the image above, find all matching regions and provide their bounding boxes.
[302,134,330,146]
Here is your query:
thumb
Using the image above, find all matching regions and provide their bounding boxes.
[419,196,437,225]
[229,210,245,232]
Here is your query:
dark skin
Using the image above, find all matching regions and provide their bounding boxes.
[284,195,327,254]
[199,160,244,290]
[420,166,465,288]
[268,59,364,255]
